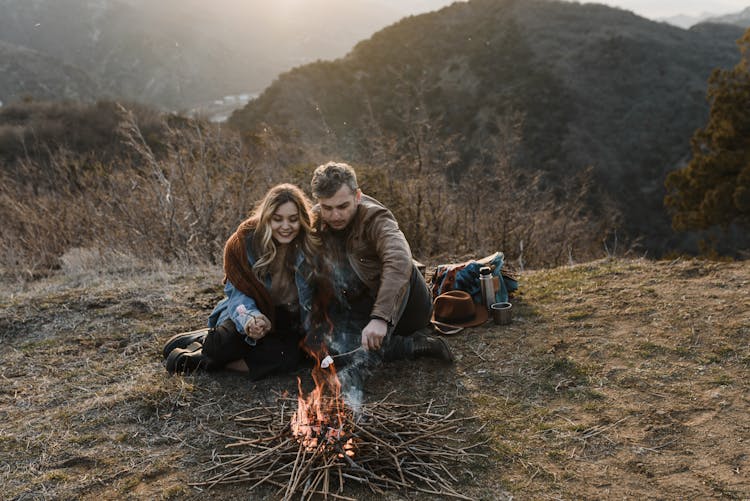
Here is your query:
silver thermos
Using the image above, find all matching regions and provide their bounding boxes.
[479,266,495,311]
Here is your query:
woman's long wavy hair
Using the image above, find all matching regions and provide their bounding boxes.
[248,183,318,280]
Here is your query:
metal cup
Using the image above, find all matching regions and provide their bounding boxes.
[491,302,512,325]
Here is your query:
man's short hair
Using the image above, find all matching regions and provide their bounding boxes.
[311,161,358,199]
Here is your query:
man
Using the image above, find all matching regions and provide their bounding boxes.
[310,161,452,363]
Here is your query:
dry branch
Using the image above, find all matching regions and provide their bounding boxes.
[192,397,484,499]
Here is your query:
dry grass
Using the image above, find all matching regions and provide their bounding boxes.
[1,257,748,499]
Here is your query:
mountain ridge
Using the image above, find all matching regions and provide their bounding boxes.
[703,6,750,27]
[0,0,459,109]
[229,0,747,255]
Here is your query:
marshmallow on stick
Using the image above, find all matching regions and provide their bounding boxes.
[320,355,334,369]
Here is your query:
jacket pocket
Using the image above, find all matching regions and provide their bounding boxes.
[350,242,380,286]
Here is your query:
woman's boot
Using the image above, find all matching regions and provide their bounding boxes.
[165,342,216,374]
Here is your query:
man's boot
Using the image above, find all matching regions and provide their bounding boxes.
[161,328,210,359]
[410,331,454,363]
[165,342,216,374]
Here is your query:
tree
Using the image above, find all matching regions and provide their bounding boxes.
[665,29,750,231]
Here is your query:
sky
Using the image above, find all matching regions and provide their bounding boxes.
[580,0,749,20]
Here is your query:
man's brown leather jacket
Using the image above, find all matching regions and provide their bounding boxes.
[314,194,413,325]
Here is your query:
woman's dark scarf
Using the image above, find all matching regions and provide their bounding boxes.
[222,218,276,328]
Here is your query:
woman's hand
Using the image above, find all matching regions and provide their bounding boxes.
[244,313,271,340]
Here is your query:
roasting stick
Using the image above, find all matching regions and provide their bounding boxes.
[320,347,365,368]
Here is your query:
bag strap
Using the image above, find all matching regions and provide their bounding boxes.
[430,320,464,335]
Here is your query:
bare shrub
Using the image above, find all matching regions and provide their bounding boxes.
[113,104,257,263]
[0,94,622,281]
[0,100,166,169]
[0,104,266,280]
[346,82,618,268]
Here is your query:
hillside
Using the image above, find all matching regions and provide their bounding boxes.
[0,40,103,103]
[1,257,748,499]
[0,0,257,109]
[0,0,457,110]
[228,0,747,256]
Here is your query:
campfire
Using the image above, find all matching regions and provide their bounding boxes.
[289,352,355,458]
[192,348,485,499]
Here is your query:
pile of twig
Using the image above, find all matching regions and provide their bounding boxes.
[192,393,486,500]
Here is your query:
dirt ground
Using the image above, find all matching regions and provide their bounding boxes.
[1,257,748,500]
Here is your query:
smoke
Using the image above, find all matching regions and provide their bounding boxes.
[307,253,382,411]
[337,366,365,415]
[323,318,381,414]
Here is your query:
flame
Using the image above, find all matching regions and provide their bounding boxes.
[291,264,355,456]
[290,356,354,455]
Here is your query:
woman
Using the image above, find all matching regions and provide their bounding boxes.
[163,183,319,380]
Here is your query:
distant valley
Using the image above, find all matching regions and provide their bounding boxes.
[0,0,457,110]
